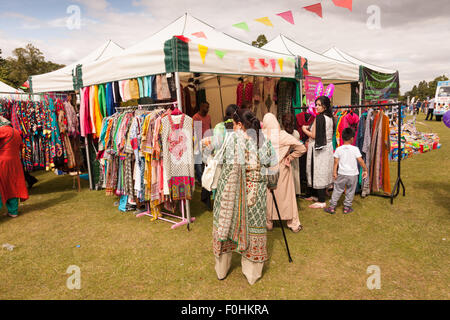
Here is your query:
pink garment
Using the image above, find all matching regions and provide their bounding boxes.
[80,87,86,137]
[339,112,360,146]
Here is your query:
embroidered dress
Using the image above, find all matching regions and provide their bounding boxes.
[160,113,195,200]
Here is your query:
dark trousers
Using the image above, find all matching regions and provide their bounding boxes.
[425,109,434,120]
[299,154,308,195]
[195,163,212,209]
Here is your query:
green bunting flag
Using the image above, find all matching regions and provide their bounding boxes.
[232,22,249,31]
[215,50,226,59]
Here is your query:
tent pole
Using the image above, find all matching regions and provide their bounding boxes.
[358,82,363,116]
[217,76,225,120]
[174,71,191,230]
[85,135,93,190]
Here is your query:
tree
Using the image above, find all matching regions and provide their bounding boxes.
[251,34,268,48]
[1,43,65,88]
[405,75,449,100]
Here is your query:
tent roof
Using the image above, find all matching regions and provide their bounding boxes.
[0,80,22,93]
[31,40,124,93]
[81,13,297,87]
[262,34,360,81]
[323,46,396,74]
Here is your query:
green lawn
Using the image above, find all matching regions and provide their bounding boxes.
[0,113,449,300]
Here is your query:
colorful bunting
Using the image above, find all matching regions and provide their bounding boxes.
[303,3,323,18]
[232,22,249,31]
[198,45,208,64]
[254,17,273,27]
[192,31,207,39]
[174,35,190,43]
[276,10,294,25]
[248,58,257,70]
[301,57,306,68]
[259,58,268,68]
[286,57,295,64]
[215,49,226,59]
[278,59,284,72]
[270,59,277,72]
[332,0,352,11]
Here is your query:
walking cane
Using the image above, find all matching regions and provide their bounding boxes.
[270,189,293,263]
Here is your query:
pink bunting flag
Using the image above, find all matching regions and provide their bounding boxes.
[270,59,277,72]
[248,58,257,70]
[192,32,207,39]
[259,58,268,68]
[332,0,352,11]
[276,10,294,25]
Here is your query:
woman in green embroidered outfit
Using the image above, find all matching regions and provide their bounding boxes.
[212,108,276,285]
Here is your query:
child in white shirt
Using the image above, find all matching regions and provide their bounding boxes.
[324,127,368,214]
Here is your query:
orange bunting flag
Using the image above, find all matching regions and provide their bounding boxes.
[254,17,273,27]
[276,10,294,25]
[301,57,306,68]
[248,58,257,70]
[278,58,284,72]
[174,35,190,43]
[270,59,277,72]
[192,32,207,39]
[198,45,208,64]
[303,3,323,18]
[259,58,268,68]
[332,0,352,11]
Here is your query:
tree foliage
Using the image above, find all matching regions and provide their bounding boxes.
[405,75,449,100]
[0,44,65,89]
[251,34,268,48]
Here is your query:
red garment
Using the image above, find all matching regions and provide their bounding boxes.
[339,111,359,146]
[0,126,29,205]
[296,112,315,142]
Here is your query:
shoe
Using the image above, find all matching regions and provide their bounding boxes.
[343,207,354,214]
[7,213,18,218]
[324,206,336,214]
[290,225,303,233]
[309,202,326,209]
[304,197,318,202]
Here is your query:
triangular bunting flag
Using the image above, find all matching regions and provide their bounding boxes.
[254,17,273,27]
[301,57,306,68]
[286,57,295,64]
[248,58,257,70]
[303,3,323,18]
[303,69,310,77]
[198,45,208,64]
[174,35,190,43]
[278,59,284,72]
[215,50,226,59]
[332,0,352,11]
[232,22,249,31]
[270,59,277,72]
[192,32,207,39]
[276,10,294,25]
[259,58,268,68]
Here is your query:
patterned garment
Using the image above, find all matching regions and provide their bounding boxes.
[212,131,275,263]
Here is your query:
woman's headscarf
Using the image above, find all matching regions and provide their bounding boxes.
[262,113,301,163]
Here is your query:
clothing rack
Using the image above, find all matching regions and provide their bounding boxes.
[334,102,405,204]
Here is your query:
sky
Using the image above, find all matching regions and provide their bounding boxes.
[0,0,449,94]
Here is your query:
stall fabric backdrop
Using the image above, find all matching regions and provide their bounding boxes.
[361,67,400,101]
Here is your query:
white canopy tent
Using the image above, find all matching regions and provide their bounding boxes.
[0,80,26,100]
[30,40,124,93]
[263,35,360,81]
[81,13,297,88]
[323,46,397,74]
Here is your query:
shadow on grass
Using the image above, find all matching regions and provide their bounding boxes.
[28,175,89,195]
[415,181,450,214]
[0,192,77,224]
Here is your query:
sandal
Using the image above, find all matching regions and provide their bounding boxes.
[309,202,326,209]
[7,213,18,218]
[343,207,354,214]
[324,206,336,214]
[304,197,318,202]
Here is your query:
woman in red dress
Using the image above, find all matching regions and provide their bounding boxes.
[0,116,28,217]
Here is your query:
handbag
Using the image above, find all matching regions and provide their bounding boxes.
[202,133,232,191]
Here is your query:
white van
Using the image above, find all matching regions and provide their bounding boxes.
[434,80,450,121]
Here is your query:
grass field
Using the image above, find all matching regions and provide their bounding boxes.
[0,113,449,300]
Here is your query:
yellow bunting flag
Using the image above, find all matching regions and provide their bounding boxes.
[254,17,273,27]
[198,45,208,64]
[278,58,284,71]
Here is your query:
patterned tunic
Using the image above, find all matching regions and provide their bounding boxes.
[213,131,275,263]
